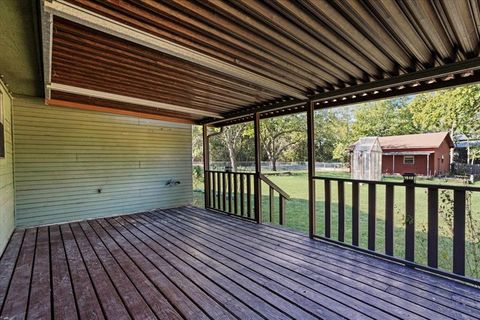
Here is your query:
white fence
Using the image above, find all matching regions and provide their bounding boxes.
[192,161,348,172]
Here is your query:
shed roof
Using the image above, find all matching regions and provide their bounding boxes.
[354,137,382,152]
[378,132,454,150]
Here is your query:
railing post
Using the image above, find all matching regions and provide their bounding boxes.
[405,185,415,262]
[269,187,274,223]
[279,196,285,225]
[352,182,359,246]
[307,100,316,238]
[427,188,438,268]
[202,124,210,208]
[368,183,376,251]
[253,112,262,223]
[385,185,395,256]
[453,189,466,275]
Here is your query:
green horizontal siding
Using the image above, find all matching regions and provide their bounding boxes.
[0,83,15,255]
[14,97,193,227]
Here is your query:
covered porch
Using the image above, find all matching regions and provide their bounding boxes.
[1,206,479,319]
[0,0,480,318]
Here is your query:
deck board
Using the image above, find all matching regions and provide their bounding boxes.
[178,207,480,302]
[28,227,51,319]
[0,206,479,319]
[147,210,442,320]
[1,228,36,319]
[166,207,480,319]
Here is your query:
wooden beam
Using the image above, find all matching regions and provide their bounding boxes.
[307,100,316,238]
[202,124,211,208]
[253,112,262,224]
[47,83,221,118]
[203,59,480,126]
[46,99,194,124]
[40,2,53,99]
[310,58,480,103]
[43,0,307,99]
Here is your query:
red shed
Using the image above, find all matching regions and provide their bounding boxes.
[379,132,453,176]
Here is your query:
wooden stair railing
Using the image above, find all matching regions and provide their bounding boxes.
[259,173,290,225]
[204,170,290,224]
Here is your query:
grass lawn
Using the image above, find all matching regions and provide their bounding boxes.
[193,171,480,279]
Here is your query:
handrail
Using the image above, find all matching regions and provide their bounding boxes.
[260,173,290,200]
[205,169,255,174]
[313,175,480,191]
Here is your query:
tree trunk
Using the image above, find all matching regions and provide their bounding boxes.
[271,158,277,171]
[227,145,237,171]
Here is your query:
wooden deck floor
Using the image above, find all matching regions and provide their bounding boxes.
[1,206,479,319]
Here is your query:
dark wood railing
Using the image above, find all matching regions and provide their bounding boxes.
[259,174,290,225]
[205,170,290,224]
[313,176,480,284]
[205,170,255,220]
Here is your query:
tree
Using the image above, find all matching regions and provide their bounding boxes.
[351,98,418,139]
[408,85,480,162]
[253,114,306,171]
[192,125,203,162]
[219,123,249,171]
[315,108,351,162]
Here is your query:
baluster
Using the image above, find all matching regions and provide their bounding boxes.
[247,174,252,218]
[385,185,394,256]
[222,172,226,211]
[211,171,216,209]
[234,173,238,215]
[240,174,245,217]
[405,185,415,262]
[338,181,345,242]
[453,190,466,275]
[324,179,331,238]
[427,188,438,268]
[269,187,274,223]
[217,171,221,208]
[368,183,376,251]
[228,172,232,213]
[205,171,209,207]
[352,182,359,246]
[279,196,285,225]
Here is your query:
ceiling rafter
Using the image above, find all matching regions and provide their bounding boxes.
[48,83,223,118]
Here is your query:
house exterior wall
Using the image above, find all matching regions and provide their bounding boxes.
[382,154,430,175]
[381,143,451,176]
[0,82,15,255]
[433,140,451,175]
[13,97,192,227]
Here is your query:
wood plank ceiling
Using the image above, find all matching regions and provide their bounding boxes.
[43,0,480,125]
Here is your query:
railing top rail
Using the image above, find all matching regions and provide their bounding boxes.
[205,170,255,175]
[260,173,290,199]
[313,175,480,192]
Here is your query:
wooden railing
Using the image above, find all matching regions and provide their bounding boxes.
[313,176,480,284]
[260,174,290,225]
[205,170,290,224]
[205,170,255,220]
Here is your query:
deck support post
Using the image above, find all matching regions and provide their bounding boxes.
[202,124,210,208]
[253,112,262,223]
[307,100,316,238]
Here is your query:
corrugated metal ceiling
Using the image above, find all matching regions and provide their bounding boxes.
[43,0,480,124]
